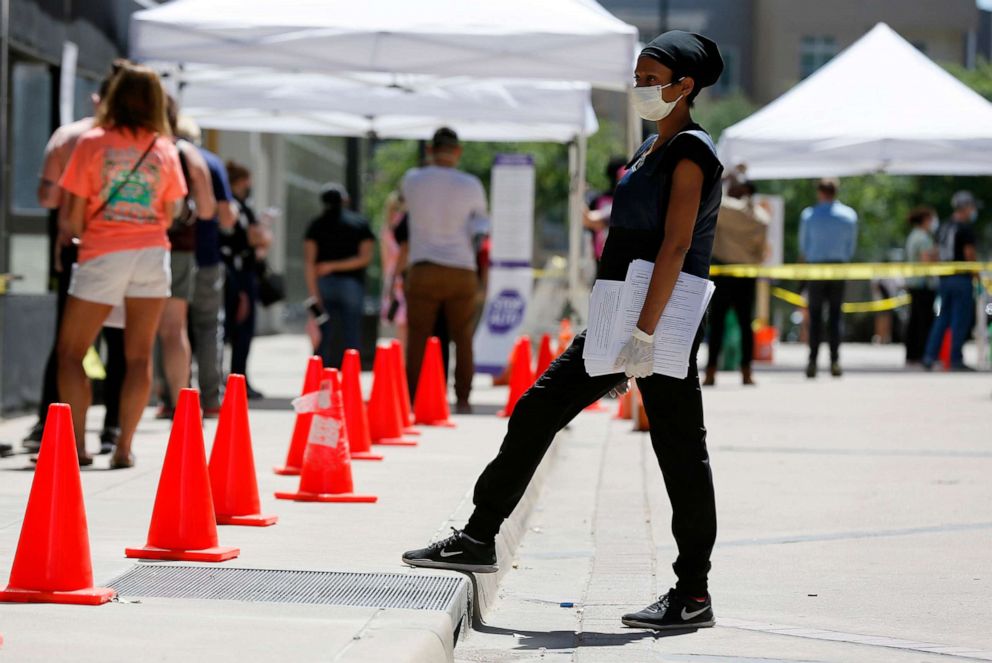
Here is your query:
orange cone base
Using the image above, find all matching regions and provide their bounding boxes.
[216,513,278,527]
[125,545,240,562]
[351,451,385,461]
[415,418,456,427]
[0,586,115,606]
[403,427,421,436]
[372,437,417,446]
[497,409,512,418]
[274,490,377,503]
[273,465,301,476]
[584,400,606,412]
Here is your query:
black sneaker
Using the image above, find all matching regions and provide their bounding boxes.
[99,427,120,455]
[401,528,498,574]
[805,362,817,379]
[830,362,843,377]
[622,588,715,630]
[23,421,44,451]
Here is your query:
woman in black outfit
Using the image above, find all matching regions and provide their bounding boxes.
[401,31,726,631]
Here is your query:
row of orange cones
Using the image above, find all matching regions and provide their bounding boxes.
[0,334,457,608]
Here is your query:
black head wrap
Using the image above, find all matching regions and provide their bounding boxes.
[640,30,724,89]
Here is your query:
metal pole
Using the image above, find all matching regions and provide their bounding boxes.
[0,0,10,275]
[658,0,669,34]
[567,133,588,323]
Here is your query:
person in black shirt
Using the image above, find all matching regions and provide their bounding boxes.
[401,30,725,632]
[923,190,979,370]
[304,184,375,368]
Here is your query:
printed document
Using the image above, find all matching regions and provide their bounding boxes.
[583,260,715,379]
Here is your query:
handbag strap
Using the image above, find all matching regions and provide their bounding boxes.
[94,133,159,217]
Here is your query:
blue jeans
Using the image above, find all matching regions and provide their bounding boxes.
[923,275,974,367]
[317,274,365,368]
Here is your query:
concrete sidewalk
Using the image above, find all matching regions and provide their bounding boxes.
[1,336,989,661]
[0,334,538,663]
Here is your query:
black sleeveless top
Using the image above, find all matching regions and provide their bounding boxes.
[598,124,723,281]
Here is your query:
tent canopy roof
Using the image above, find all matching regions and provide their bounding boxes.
[174,68,597,142]
[131,0,638,91]
[718,23,992,179]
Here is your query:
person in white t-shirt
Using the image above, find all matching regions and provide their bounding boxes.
[399,128,489,413]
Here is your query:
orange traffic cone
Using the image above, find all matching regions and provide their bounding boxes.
[615,389,633,420]
[333,362,383,461]
[414,336,455,427]
[633,385,650,432]
[556,319,574,358]
[367,341,416,446]
[390,339,417,431]
[499,336,534,417]
[275,372,378,503]
[536,333,555,378]
[126,389,240,562]
[939,329,952,370]
[0,404,114,605]
[275,356,323,475]
[209,374,278,527]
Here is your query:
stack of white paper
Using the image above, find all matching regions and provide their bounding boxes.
[583,260,715,379]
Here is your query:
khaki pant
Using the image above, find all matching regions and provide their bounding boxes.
[405,262,478,404]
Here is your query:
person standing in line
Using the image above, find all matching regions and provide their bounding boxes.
[400,128,489,414]
[922,191,979,371]
[27,61,128,454]
[155,100,217,418]
[798,177,858,378]
[179,117,237,415]
[704,178,769,386]
[380,191,408,350]
[56,63,187,468]
[222,162,272,399]
[904,206,939,366]
[303,184,375,368]
[402,31,724,631]
[582,156,627,266]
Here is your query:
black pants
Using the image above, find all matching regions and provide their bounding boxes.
[465,330,716,597]
[225,266,257,380]
[37,245,124,430]
[807,280,845,364]
[707,276,756,370]
[905,287,936,363]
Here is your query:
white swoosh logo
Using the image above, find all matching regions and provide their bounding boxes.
[439,550,462,558]
[681,606,708,620]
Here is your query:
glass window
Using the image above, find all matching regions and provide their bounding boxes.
[8,233,49,294]
[74,75,100,122]
[799,35,837,79]
[11,62,54,213]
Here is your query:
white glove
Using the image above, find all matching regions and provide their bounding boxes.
[615,328,655,379]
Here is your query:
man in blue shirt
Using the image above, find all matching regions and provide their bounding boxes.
[799,178,858,378]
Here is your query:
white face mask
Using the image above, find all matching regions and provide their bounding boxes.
[631,80,684,122]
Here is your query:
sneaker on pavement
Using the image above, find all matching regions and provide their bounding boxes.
[401,528,497,574]
[622,588,715,631]
[99,427,120,455]
[22,421,44,450]
[830,362,843,377]
[805,362,817,379]
[0,442,13,458]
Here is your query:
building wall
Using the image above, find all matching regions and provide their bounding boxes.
[753,0,978,103]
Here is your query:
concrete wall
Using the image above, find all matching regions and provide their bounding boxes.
[753,0,979,103]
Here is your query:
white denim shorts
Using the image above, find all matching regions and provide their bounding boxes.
[69,247,172,307]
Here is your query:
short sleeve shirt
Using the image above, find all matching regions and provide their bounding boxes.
[60,127,187,263]
[195,147,233,267]
[305,209,375,281]
[599,126,724,281]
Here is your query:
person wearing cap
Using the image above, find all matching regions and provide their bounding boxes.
[399,127,490,414]
[402,31,725,632]
[798,178,858,378]
[303,184,375,368]
[704,177,769,386]
[922,191,979,370]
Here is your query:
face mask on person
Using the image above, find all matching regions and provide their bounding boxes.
[632,79,684,122]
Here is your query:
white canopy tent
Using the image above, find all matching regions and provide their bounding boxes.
[130,0,637,91]
[718,23,992,179]
[130,0,639,315]
[173,68,598,142]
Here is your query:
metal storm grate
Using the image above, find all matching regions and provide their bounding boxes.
[108,565,467,611]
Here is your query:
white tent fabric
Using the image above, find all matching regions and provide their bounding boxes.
[130,0,638,91]
[174,68,598,142]
[718,23,992,179]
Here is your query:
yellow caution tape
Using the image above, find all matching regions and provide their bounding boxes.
[770,287,912,314]
[710,261,992,280]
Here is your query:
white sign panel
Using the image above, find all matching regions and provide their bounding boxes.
[474,266,533,374]
[489,154,535,263]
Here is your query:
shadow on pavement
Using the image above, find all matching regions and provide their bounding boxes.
[472,623,698,650]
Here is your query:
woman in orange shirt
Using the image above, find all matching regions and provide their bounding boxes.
[58,63,187,468]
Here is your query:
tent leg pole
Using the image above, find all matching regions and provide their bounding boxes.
[976,273,990,370]
[567,134,588,323]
